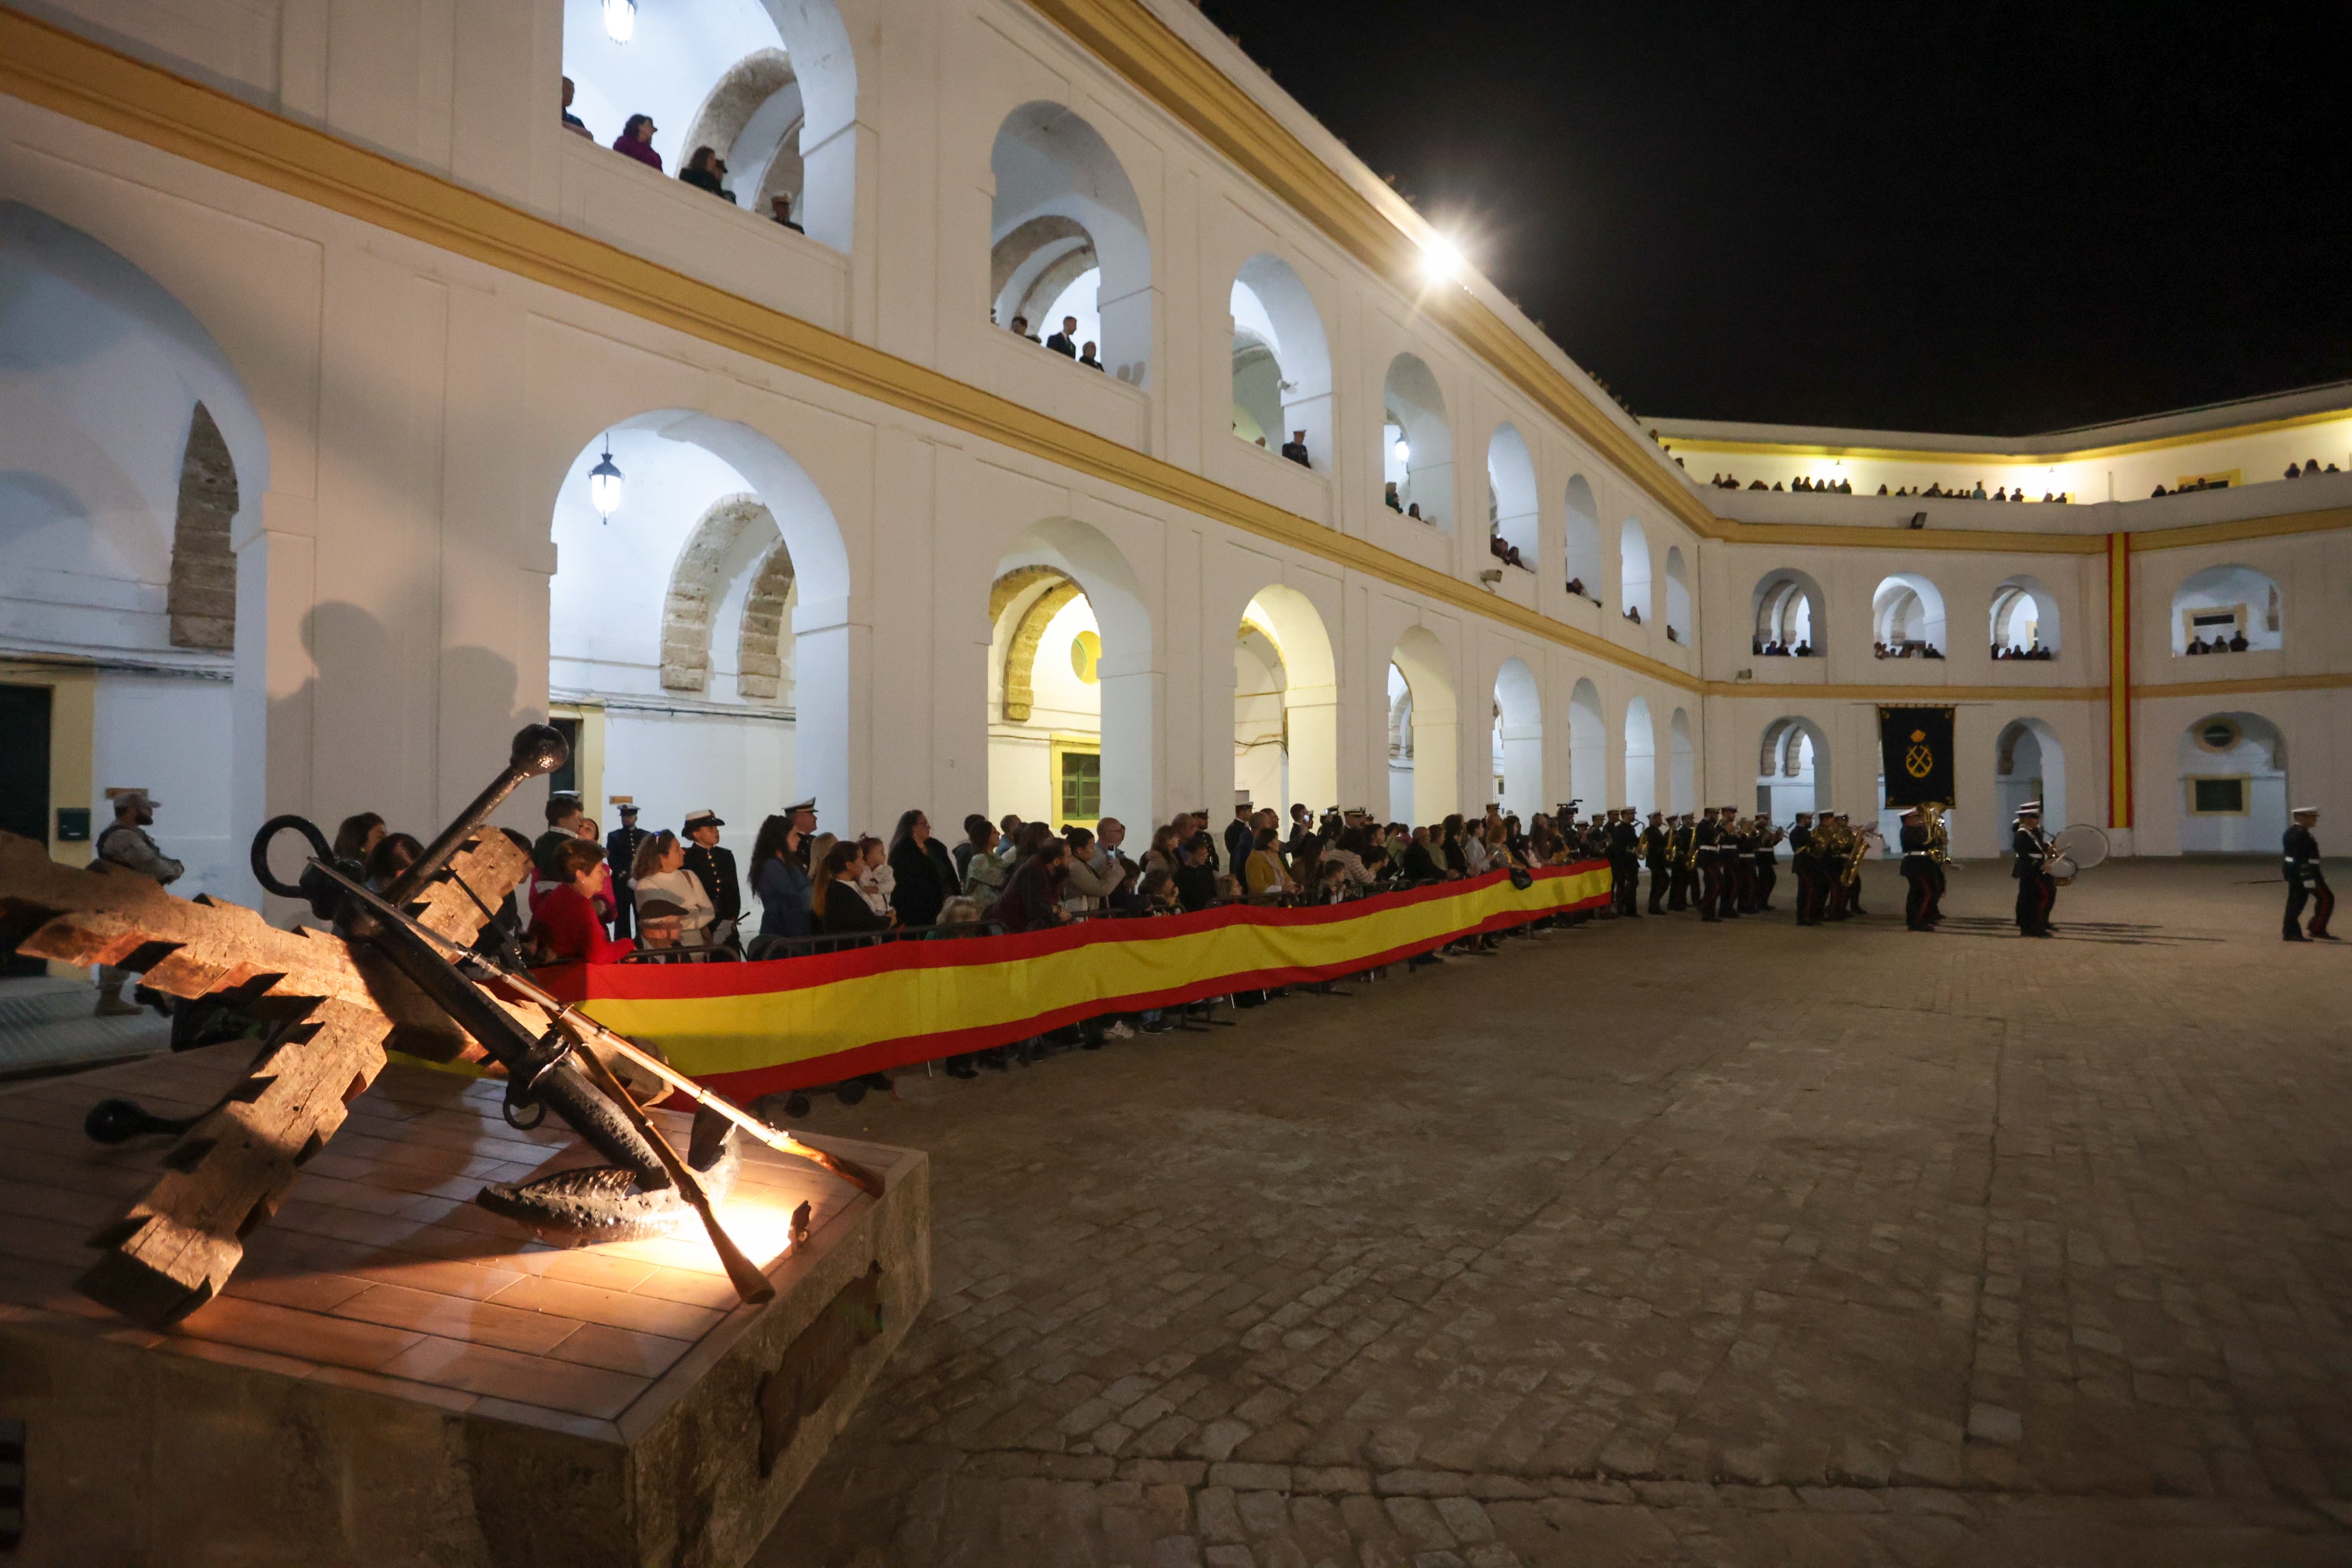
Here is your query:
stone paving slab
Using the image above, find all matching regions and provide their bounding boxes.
[653,863,2350,1559]
[0,976,170,1076]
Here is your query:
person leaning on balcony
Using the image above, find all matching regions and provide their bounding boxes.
[560,77,593,139]
[1281,430,1312,466]
[679,145,731,201]
[612,114,662,172]
[1080,341,1106,371]
[1385,482,1404,512]
[1047,316,1080,358]
[769,194,805,234]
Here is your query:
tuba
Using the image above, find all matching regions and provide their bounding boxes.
[1919,801,1958,871]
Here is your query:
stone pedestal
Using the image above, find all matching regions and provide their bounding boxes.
[0,1051,928,1567]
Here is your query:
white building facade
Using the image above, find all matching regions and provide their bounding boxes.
[2,0,2347,903]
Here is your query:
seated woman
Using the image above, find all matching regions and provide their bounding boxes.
[632,829,718,946]
[533,840,634,965]
[812,841,892,935]
[1244,825,1296,901]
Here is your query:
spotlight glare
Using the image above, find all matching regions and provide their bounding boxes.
[1420,233,1463,283]
[603,0,635,44]
[1393,437,1411,465]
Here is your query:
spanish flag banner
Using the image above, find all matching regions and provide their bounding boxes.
[542,864,1612,1097]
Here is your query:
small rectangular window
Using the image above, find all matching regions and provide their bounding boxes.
[2190,776,2247,815]
[1058,751,1101,825]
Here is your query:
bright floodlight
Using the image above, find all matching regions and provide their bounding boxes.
[1393,438,1411,464]
[1420,233,1463,283]
[603,0,635,43]
[588,442,625,520]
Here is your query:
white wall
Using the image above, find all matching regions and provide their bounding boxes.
[91,671,236,898]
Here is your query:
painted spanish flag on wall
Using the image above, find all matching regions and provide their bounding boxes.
[541,864,1612,1097]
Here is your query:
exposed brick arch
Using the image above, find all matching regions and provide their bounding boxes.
[990,565,1083,723]
[736,540,795,703]
[167,402,237,651]
[661,493,773,694]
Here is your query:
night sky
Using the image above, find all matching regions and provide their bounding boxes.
[1197,2,2350,436]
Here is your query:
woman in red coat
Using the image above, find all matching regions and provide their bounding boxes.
[534,839,635,965]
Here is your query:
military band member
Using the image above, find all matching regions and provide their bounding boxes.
[2283,806,2336,942]
[1694,806,1724,923]
[1609,808,1642,918]
[2011,802,2054,937]
[1642,811,1671,913]
[1749,818,1780,912]
[1664,815,1692,911]
[1715,807,1746,920]
[1788,812,1818,926]
[1821,815,1854,921]
[1898,806,1936,931]
[1841,814,1872,916]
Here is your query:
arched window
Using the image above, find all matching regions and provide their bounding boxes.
[2170,564,2281,655]
[1381,354,1452,528]
[1563,475,1600,602]
[1995,717,2066,829]
[1485,425,1537,570]
[561,0,859,249]
[1235,586,1338,812]
[1752,569,1824,655]
[2178,711,2286,851]
[1988,576,2060,658]
[1568,678,1606,810]
[1230,256,1332,470]
[1872,573,1947,657]
[990,103,1152,383]
[1664,547,1690,642]
[1619,518,1652,622]
[1623,697,1656,815]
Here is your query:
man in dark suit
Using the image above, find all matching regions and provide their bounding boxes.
[1225,804,1256,872]
[2283,806,2334,942]
[1046,315,1079,358]
[604,801,649,939]
[681,809,742,933]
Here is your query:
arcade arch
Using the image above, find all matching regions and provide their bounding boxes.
[0,203,272,897]
[1989,575,2060,656]
[547,410,851,834]
[560,0,860,249]
[1994,717,2066,829]
[986,518,1155,830]
[2178,711,2287,852]
[1563,475,1601,600]
[1229,255,1332,469]
[1758,716,1828,821]
[2169,564,2281,654]
[1493,657,1542,817]
[1623,697,1657,814]
[1568,678,1606,809]
[1664,546,1690,640]
[1873,572,1947,655]
[1669,708,1696,815]
[991,103,1152,383]
[1388,627,1456,822]
[1381,354,1452,527]
[1752,568,1824,654]
[1232,586,1338,815]
[1485,424,1538,567]
[1619,518,1652,621]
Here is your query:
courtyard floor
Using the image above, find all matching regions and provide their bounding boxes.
[756,858,2352,1567]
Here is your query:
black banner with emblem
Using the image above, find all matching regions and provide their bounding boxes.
[1878,706,1956,808]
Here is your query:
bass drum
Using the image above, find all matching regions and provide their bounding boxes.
[2050,824,2109,873]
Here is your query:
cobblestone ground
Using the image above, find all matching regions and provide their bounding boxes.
[756,860,2352,1566]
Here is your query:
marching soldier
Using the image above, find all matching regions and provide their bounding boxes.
[2011,802,2054,938]
[1642,811,1671,914]
[1694,806,1724,923]
[1788,812,1818,926]
[1821,815,1853,922]
[1667,815,1695,911]
[1841,814,1872,916]
[1898,806,1936,931]
[2283,806,2335,942]
[1752,817,1782,912]
[1717,807,1746,920]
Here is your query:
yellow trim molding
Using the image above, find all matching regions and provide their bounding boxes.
[2130,671,2352,701]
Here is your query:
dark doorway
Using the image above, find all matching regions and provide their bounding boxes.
[0,684,54,977]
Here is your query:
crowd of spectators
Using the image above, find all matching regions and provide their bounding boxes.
[998,312,1109,372]
[1873,640,1945,660]
[1751,637,1816,657]
[1992,642,2054,661]
[1707,469,2078,503]
[2285,460,2344,479]
[2184,627,2253,655]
